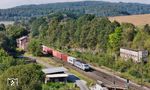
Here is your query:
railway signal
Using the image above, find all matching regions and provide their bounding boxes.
[126,79,129,90]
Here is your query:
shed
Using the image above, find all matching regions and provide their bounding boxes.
[42,67,68,83]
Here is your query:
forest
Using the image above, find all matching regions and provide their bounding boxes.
[1,1,150,21]
[28,13,150,86]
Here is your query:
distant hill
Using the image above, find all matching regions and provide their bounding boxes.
[0,1,150,21]
[109,14,150,26]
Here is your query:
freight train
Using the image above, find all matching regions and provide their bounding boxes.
[42,45,90,71]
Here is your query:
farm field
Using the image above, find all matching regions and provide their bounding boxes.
[109,14,150,26]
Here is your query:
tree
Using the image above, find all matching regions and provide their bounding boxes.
[143,24,150,34]
[108,27,122,52]
[0,24,6,31]
[0,64,43,90]
[121,23,136,48]
[0,48,16,73]
[0,32,7,48]
[6,24,28,39]
[28,39,42,56]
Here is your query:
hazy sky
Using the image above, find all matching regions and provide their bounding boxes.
[0,0,150,9]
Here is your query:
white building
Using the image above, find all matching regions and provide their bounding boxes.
[120,48,148,62]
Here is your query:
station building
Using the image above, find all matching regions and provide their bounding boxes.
[120,48,148,62]
[42,67,68,83]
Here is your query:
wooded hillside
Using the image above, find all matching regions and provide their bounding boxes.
[0,1,150,21]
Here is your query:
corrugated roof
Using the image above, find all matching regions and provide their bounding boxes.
[120,48,146,52]
[42,67,68,74]
[46,74,68,78]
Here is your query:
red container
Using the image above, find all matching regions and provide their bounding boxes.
[56,51,62,59]
[52,50,57,57]
[47,48,53,54]
[52,50,62,59]
[61,54,68,62]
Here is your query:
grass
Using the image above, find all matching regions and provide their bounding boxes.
[42,82,80,90]
[37,56,63,67]
[24,52,63,67]
[120,72,150,87]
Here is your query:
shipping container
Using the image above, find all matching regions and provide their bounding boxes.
[56,51,62,59]
[52,50,57,57]
[61,54,68,62]
[67,56,76,64]
[47,48,53,54]
[53,50,62,59]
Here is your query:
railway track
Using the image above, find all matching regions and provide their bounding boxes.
[51,57,150,90]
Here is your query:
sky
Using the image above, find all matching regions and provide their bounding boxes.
[0,0,150,9]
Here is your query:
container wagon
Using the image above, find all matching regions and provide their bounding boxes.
[61,54,68,62]
[56,51,62,59]
[53,50,62,59]
[52,50,58,57]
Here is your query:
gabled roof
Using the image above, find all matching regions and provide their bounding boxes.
[42,67,68,74]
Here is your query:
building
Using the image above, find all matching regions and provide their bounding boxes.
[90,80,126,90]
[90,81,108,90]
[42,67,68,83]
[16,36,28,50]
[120,48,148,62]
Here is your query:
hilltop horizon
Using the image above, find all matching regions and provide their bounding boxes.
[0,0,150,9]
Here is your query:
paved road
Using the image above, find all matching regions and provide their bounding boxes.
[76,80,89,90]
[67,74,89,90]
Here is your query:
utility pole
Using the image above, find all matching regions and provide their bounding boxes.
[126,79,130,90]
[113,53,117,90]
[140,59,144,87]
